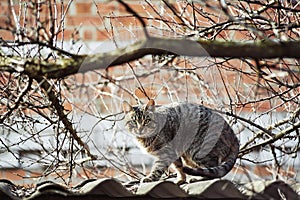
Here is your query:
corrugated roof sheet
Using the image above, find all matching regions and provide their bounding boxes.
[0,178,299,200]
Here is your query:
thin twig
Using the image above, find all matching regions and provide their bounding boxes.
[34,76,97,160]
[116,0,149,38]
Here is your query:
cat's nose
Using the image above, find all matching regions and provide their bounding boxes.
[137,124,142,130]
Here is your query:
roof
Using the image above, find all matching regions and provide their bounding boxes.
[1,178,299,200]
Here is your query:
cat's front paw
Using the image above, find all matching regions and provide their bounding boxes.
[141,168,164,183]
[141,176,153,183]
[141,175,160,183]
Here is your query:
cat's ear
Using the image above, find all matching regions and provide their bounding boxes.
[122,101,133,113]
[145,99,155,111]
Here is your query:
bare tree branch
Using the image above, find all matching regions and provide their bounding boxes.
[1,37,300,79]
[239,120,300,156]
[33,76,97,160]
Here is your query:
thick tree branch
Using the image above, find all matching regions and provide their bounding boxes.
[1,37,300,79]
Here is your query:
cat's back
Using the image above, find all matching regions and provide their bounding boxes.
[156,102,213,121]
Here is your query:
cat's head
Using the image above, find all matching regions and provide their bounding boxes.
[123,99,157,138]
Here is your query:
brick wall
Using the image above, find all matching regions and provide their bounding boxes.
[0,1,162,42]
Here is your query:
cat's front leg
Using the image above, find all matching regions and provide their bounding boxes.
[141,145,178,183]
[141,160,168,183]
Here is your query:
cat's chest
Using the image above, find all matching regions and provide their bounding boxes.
[137,135,164,153]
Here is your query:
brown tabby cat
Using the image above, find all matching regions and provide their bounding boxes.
[123,99,239,184]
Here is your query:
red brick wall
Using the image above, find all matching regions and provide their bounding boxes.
[0,167,119,186]
[0,1,160,42]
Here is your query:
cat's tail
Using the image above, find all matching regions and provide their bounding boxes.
[182,149,239,178]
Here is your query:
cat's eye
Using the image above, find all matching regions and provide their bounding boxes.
[144,117,151,125]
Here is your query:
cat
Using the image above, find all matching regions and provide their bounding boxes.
[123,99,239,184]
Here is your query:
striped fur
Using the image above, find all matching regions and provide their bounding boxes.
[123,100,239,183]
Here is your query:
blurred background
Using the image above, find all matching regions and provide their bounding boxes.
[0,0,299,185]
